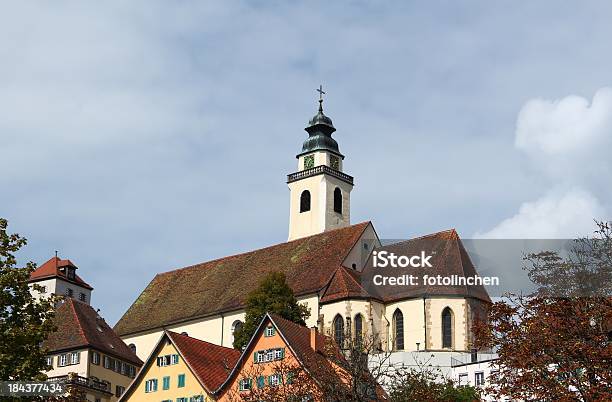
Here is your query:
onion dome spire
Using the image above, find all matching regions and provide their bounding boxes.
[300,85,343,157]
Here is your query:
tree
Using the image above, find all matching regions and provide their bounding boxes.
[474,221,612,401]
[388,367,479,402]
[232,271,310,350]
[0,218,57,382]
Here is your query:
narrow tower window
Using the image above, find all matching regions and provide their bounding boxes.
[333,314,345,348]
[442,307,453,349]
[354,313,364,344]
[300,190,311,213]
[333,187,342,214]
[393,309,404,351]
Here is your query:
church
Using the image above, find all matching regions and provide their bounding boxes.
[114,92,491,371]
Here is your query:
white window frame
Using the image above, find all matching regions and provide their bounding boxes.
[145,379,157,393]
[265,350,274,362]
[269,373,281,387]
[475,372,485,386]
[70,352,80,365]
[239,378,252,391]
[265,326,275,337]
[45,356,53,367]
[171,354,179,364]
[92,352,100,365]
[274,348,283,360]
[58,354,67,367]
[458,373,468,386]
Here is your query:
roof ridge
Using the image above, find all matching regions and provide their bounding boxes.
[67,298,90,346]
[159,221,372,277]
[167,330,237,353]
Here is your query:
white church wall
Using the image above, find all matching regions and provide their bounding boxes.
[121,292,321,360]
[323,175,352,231]
[426,297,469,351]
[384,298,426,352]
[288,175,326,241]
[342,223,379,271]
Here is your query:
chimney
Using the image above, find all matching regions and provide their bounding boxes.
[310,326,319,351]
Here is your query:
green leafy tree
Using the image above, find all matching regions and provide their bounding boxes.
[232,271,310,350]
[0,218,56,381]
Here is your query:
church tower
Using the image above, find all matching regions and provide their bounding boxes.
[287,87,354,241]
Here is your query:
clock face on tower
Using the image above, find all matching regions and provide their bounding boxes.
[304,155,315,170]
[330,155,340,170]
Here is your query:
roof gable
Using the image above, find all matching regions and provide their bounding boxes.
[115,222,371,336]
[119,330,240,401]
[362,229,492,303]
[44,298,142,366]
[320,266,372,303]
[215,313,344,394]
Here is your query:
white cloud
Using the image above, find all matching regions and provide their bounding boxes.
[515,87,612,155]
[476,188,605,239]
[479,88,612,238]
[514,88,612,187]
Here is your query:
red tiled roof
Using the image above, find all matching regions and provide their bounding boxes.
[44,298,142,366]
[269,313,343,367]
[361,229,492,303]
[114,222,371,336]
[320,266,372,303]
[29,257,93,290]
[216,313,349,395]
[167,331,241,392]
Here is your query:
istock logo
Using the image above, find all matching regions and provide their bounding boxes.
[372,250,433,268]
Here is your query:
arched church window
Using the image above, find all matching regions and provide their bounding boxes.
[393,309,404,351]
[300,190,311,213]
[333,314,344,348]
[232,320,243,337]
[442,307,453,349]
[333,187,342,214]
[354,313,364,344]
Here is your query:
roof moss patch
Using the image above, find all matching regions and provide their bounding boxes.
[114,222,370,336]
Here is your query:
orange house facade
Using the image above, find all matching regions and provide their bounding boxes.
[120,313,386,401]
[218,313,355,401]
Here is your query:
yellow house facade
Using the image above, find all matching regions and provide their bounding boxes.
[119,331,240,402]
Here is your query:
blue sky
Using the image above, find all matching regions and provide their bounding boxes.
[1,1,611,323]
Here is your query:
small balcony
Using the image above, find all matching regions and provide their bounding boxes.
[287,165,354,185]
[48,374,112,395]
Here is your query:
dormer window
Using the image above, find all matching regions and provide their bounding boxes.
[67,267,76,280]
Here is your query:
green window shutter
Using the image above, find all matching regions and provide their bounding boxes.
[257,376,265,388]
[178,374,185,388]
[253,352,257,363]
[163,376,170,390]
[280,348,285,359]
